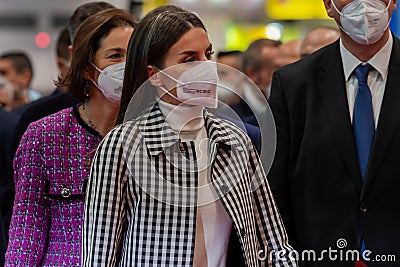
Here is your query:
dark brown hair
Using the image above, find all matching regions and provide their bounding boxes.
[116,5,206,124]
[68,1,115,42]
[57,8,137,101]
[56,27,71,60]
[0,52,33,79]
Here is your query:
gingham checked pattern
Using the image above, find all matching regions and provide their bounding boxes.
[82,104,297,267]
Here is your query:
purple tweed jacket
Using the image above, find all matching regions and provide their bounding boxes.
[5,106,101,267]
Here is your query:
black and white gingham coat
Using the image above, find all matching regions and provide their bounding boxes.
[82,104,297,267]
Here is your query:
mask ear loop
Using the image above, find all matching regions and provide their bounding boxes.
[331,0,348,34]
[88,62,105,95]
[151,67,182,103]
[90,62,103,73]
[383,0,392,12]
[158,85,180,102]
[381,0,393,33]
[331,0,343,16]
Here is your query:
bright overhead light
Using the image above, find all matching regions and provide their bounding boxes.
[265,23,282,41]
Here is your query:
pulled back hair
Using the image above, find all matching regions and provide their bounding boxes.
[117,5,206,124]
[57,8,137,101]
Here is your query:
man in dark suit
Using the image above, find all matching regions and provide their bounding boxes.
[0,107,19,266]
[268,0,399,266]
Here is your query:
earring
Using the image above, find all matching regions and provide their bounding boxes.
[84,81,91,99]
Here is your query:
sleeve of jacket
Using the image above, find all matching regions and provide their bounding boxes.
[82,126,129,267]
[266,71,293,239]
[5,123,49,267]
[248,125,297,265]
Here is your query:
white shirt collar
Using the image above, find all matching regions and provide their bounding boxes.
[340,33,393,81]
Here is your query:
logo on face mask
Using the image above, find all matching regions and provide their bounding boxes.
[157,61,219,108]
[182,87,211,94]
[91,62,125,104]
[332,0,391,45]
[115,86,123,94]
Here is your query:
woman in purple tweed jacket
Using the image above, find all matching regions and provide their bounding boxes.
[5,9,136,266]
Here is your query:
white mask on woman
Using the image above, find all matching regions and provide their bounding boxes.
[332,0,391,45]
[157,61,219,108]
[91,62,125,104]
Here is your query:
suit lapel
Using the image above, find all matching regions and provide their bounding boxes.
[317,41,363,189]
[361,36,400,199]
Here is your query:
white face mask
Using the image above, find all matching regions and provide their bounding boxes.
[91,62,125,104]
[332,0,391,45]
[157,61,219,108]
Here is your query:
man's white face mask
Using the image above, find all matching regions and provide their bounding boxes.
[332,0,391,45]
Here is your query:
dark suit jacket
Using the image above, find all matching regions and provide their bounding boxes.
[268,36,400,267]
[0,211,5,267]
[216,112,261,154]
[230,98,258,126]
[0,109,19,266]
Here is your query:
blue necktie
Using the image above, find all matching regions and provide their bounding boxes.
[353,63,375,180]
[353,64,374,266]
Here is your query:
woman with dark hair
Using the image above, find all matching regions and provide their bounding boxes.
[83,5,296,267]
[5,8,136,267]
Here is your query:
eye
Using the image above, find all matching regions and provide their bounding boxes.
[108,52,123,60]
[183,57,197,63]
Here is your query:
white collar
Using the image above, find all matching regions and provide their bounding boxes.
[340,33,393,81]
[158,100,205,132]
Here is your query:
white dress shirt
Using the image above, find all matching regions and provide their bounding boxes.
[340,33,393,128]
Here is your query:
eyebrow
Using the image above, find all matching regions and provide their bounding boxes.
[178,43,213,55]
[104,47,125,54]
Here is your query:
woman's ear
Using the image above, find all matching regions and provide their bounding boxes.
[83,64,93,80]
[323,0,335,18]
[147,65,162,87]
[392,0,397,13]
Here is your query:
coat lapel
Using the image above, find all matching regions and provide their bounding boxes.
[205,111,247,198]
[317,41,363,189]
[361,35,400,199]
